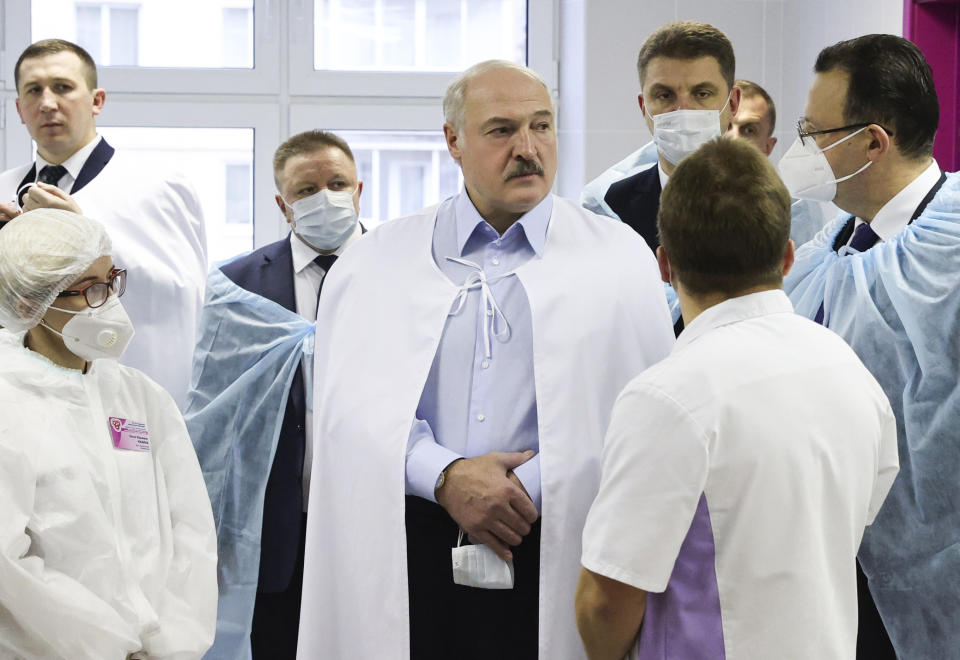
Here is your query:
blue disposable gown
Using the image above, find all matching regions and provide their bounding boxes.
[784,172,960,659]
[183,267,314,660]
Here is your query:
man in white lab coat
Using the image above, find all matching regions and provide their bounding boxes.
[297,60,675,660]
[0,39,206,407]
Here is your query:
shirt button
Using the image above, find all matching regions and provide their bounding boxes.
[486,309,494,317]
[481,360,490,369]
[492,257,500,266]
[476,413,486,422]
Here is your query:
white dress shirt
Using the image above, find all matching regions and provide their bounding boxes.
[35,134,103,192]
[290,224,362,510]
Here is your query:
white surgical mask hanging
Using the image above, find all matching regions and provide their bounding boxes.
[285,188,358,251]
[777,125,872,202]
[451,529,515,589]
[647,93,730,166]
[42,297,136,361]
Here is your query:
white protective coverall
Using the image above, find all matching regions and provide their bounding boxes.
[0,151,207,408]
[297,196,675,659]
[0,330,218,660]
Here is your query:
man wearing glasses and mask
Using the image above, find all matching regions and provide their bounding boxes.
[184,130,363,660]
[781,34,959,660]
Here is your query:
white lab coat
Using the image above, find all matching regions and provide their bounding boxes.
[297,196,675,659]
[0,152,207,408]
[0,330,217,660]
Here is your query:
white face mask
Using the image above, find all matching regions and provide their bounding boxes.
[42,297,136,361]
[777,126,872,202]
[286,188,358,251]
[451,535,515,590]
[647,94,730,167]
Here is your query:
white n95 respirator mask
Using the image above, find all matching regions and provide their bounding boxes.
[288,188,358,251]
[777,126,872,202]
[42,297,136,361]
[648,93,730,166]
[451,531,515,589]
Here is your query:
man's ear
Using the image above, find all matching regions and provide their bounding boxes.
[656,245,672,284]
[765,135,778,157]
[444,123,462,163]
[275,194,294,225]
[782,239,796,277]
[865,124,891,161]
[91,88,106,117]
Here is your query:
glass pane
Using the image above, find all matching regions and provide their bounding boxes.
[315,0,526,72]
[336,130,461,227]
[32,0,254,69]
[97,126,254,263]
[224,163,253,225]
[75,6,103,63]
[109,8,139,66]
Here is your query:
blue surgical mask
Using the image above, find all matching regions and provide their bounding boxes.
[285,188,358,251]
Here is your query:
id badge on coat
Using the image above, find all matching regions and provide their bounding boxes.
[451,530,514,589]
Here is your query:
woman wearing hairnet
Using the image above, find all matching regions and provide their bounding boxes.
[0,209,217,660]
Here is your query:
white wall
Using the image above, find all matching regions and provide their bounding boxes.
[558,0,904,197]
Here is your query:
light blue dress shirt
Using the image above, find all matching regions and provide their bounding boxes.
[404,191,552,511]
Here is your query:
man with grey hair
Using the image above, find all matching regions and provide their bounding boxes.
[297,59,674,659]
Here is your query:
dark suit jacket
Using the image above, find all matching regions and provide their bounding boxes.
[220,237,305,594]
[604,164,662,254]
[604,164,685,335]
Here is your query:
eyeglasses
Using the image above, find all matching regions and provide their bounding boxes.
[796,120,893,146]
[57,268,127,308]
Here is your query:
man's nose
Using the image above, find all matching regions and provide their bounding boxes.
[513,127,537,159]
[38,88,58,111]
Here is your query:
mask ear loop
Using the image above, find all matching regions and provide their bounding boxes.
[457,529,464,547]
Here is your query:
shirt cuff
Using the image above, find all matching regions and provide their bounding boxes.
[511,453,542,513]
[405,418,463,503]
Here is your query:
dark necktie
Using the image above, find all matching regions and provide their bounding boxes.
[814,222,881,324]
[17,164,68,208]
[313,254,338,317]
[38,164,68,186]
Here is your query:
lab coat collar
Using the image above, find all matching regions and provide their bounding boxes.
[675,289,795,352]
[36,134,102,182]
[454,191,553,258]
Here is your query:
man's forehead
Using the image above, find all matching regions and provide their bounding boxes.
[282,148,356,180]
[736,96,771,123]
[463,70,552,118]
[805,69,849,126]
[20,51,86,77]
[643,55,725,89]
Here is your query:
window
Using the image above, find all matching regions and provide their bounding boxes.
[97,126,255,262]
[336,130,461,227]
[221,7,254,68]
[72,3,140,66]
[225,163,253,226]
[33,0,255,69]
[314,0,525,72]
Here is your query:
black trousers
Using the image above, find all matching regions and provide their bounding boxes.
[251,514,307,660]
[856,560,897,659]
[406,496,541,660]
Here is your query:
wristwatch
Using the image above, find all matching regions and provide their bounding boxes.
[435,458,462,493]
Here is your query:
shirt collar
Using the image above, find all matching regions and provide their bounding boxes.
[290,220,362,274]
[674,289,795,353]
[454,191,553,257]
[36,134,102,182]
[858,159,941,240]
[657,161,670,191]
